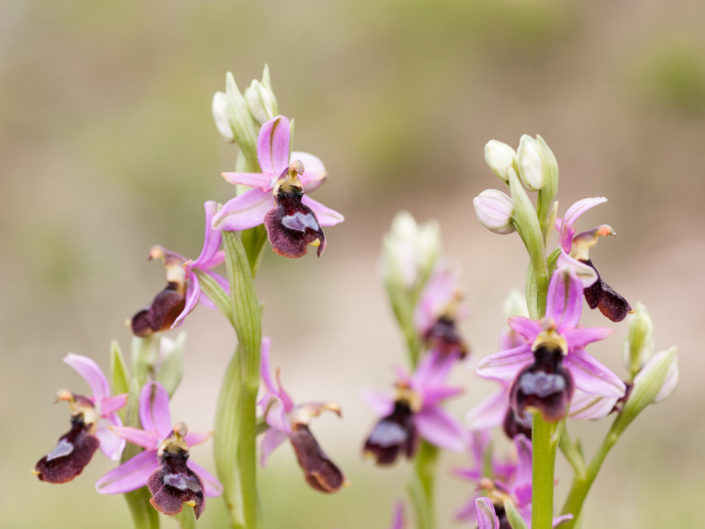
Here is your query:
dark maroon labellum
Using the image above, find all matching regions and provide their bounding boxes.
[502,407,532,440]
[363,400,417,465]
[423,316,469,358]
[264,187,326,258]
[289,424,345,493]
[147,449,205,518]
[581,259,631,322]
[131,282,186,337]
[34,414,99,484]
[493,504,513,529]
[510,345,574,422]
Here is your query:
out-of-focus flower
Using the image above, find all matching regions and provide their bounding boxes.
[363,352,465,465]
[478,267,626,421]
[387,502,406,529]
[556,197,631,322]
[473,189,516,235]
[415,259,469,359]
[96,382,221,518]
[258,339,345,493]
[130,201,227,336]
[212,115,343,258]
[34,355,127,483]
[484,140,517,184]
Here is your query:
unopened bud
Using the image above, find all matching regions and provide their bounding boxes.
[503,289,529,319]
[473,189,515,234]
[244,79,278,125]
[156,333,186,397]
[484,140,517,184]
[516,135,544,191]
[211,91,234,143]
[623,303,654,379]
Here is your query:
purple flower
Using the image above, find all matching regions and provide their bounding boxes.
[96,382,222,518]
[34,354,127,483]
[556,197,631,322]
[131,201,227,336]
[415,259,469,359]
[258,338,346,493]
[477,267,626,421]
[363,352,465,465]
[211,115,344,258]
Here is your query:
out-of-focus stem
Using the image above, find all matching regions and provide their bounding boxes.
[407,441,439,529]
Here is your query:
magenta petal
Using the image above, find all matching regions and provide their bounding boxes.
[139,382,172,439]
[293,152,327,192]
[466,387,508,430]
[301,195,344,227]
[95,449,159,494]
[259,337,276,395]
[186,459,223,497]
[568,390,618,420]
[185,431,213,447]
[63,354,110,402]
[507,317,542,342]
[257,116,291,176]
[563,197,607,228]
[562,326,613,350]
[545,268,583,329]
[173,278,200,328]
[112,426,160,449]
[100,394,128,417]
[422,386,464,407]
[414,406,465,452]
[212,189,273,231]
[513,435,532,505]
[389,502,406,529]
[221,171,273,191]
[192,201,224,267]
[95,423,126,461]
[260,428,289,467]
[477,344,533,381]
[475,498,499,529]
[361,389,395,417]
[557,252,598,287]
[564,349,626,397]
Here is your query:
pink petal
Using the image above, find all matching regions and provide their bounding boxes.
[197,271,229,310]
[301,195,344,227]
[422,385,464,407]
[507,317,541,342]
[259,428,289,467]
[564,349,626,398]
[112,426,160,449]
[100,394,128,417]
[259,337,276,395]
[292,151,327,192]
[466,387,509,431]
[95,422,126,461]
[221,171,273,191]
[173,277,200,328]
[476,344,533,381]
[388,501,406,529]
[562,326,613,350]
[257,116,291,176]
[139,382,172,439]
[563,197,608,229]
[63,354,110,402]
[553,514,574,527]
[557,252,598,287]
[475,497,499,529]
[413,350,455,388]
[414,406,465,452]
[568,390,618,420]
[185,431,213,447]
[186,459,223,497]
[361,389,395,417]
[192,201,225,268]
[211,189,273,231]
[545,268,583,329]
[512,435,532,505]
[95,449,158,494]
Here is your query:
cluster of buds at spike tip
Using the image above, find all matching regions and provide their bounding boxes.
[34,355,127,483]
[483,135,558,192]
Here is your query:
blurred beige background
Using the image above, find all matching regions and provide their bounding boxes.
[2,0,705,528]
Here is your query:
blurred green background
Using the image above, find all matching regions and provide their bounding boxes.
[2,0,705,527]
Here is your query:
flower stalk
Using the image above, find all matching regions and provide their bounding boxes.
[407,441,438,529]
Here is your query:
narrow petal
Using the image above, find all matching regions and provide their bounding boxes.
[466,387,508,430]
[475,497,500,529]
[139,382,172,439]
[221,171,272,191]
[389,501,406,529]
[192,201,225,267]
[477,344,533,381]
[100,394,128,416]
[512,435,532,505]
[259,337,276,395]
[212,189,273,231]
[563,197,608,228]
[361,389,395,417]
[258,116,291,176]
[185,431,213,447]
[293,151,327,192]
[95,449,158,494]
[568,390,618,420]
[414,406,465,452]
[63,354,110,402]
[112,426,160,449]
[564,349,626,398]
[95,423,126,461]
[301,195,344,227]
[562,326,613,350]
[259,428,289,467]
[507,317,542,342]
[422,385,464,407]
[173,278,200,328]
[553,514,574,527]
[545,268,583,329]
[557,252,598,287]
[186,459,223,497]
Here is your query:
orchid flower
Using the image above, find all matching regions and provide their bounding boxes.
[34,354,127,483]
[415,259,469,359]
[258,338,346,493]
[478,267,626,421]
[363,352,465,464]
[96,382,222,518]
[556,197,631,322]
[131,201,227,336]
[212,115,344,258]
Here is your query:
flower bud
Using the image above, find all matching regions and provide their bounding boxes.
[484,140,517,183]
[516,135,545,191]
[473,189,516,235]
[244,79,278,125]
[503,289,529,320]
[622,303,654,379]
[211,91,234,143]
[156,333,186,397]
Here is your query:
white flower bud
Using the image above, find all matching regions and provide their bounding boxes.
[516,135,544,191]
[484,140,517,183]
[244,79,278,125]
[212,91,234,143]
[503,289,529,319]
[622,303,655,378]
[473,189,515,234]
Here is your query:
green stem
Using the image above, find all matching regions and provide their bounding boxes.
[407,441,438,529]
[531,414,558,529]
[176,507,198,529]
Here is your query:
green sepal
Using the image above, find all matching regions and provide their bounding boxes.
[504,499,529,529]
[240,225,268,277]
[535,135,559,240]
[156,332,186,397]
[225,73,260,170]
[131,335,159,388]
[194,269,234,327]
[110,340,131,399]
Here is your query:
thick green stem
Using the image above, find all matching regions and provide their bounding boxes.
[176,507,198,529]
[531,414,558,529]
[407,441,438,529]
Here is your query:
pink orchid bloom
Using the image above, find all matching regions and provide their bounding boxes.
[34,354,127,483]
[96,382,222,518]
[212,115,344,258]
